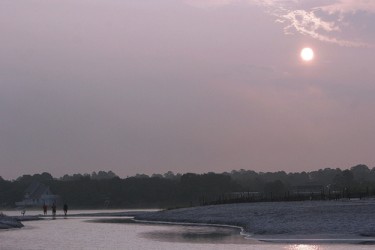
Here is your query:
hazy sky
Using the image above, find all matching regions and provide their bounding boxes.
[1,0,375,179]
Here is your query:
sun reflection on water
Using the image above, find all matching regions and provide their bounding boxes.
[287,245,322,250]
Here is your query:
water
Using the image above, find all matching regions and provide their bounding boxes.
[1,209,156,217]
[1,210,374,249]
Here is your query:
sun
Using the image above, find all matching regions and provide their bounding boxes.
[300,47,314,62]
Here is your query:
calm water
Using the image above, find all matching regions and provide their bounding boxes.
[1,209,156,217]
[0,210,374,249]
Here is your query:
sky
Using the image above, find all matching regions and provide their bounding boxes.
[1,0,375,179]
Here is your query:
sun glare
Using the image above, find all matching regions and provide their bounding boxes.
[300,47,314,62]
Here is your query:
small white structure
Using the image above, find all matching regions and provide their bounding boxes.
[15,182,59,207]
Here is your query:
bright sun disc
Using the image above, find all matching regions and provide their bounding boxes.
[300,47,314,61]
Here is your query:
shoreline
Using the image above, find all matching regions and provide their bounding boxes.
[0,217,24,230]
[0,214,43,229]
[134,200,375,243]
[133,218,246,236]
[4,202,375,244]
[0,209,150,230]
[134,218,244,231]
[132,218,375,244]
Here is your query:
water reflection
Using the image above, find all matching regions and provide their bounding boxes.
[287,245,321,250]
[90,218,253,244]
[141,225,256,244]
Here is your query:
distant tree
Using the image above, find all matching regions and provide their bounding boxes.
[60,173,86,181]
[134,174,149,179]
[333,169,354,189]
[350,164,370,182]
[107,171,118,178]
[16,175,33,183]
[5,165,375,209]
[164,171,178,180]
[287,171,310,186]
[151,174,163,178]
[91,171,98,179]
[92,171,119,180]
[230,169,259,190]
[305,168,342,192]
[342,170,354,184]
[38,172,54,181]
[264,180,286,196]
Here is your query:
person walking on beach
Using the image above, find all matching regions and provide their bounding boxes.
[52,203,56,217]
[63,203,68,216]
[43,203,47,215]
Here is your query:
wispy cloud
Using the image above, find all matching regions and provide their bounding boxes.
[279,9,371,47]
[184,0,374,47]
[319,0,375,14]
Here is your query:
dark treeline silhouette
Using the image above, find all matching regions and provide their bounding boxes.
[1,165,375,208]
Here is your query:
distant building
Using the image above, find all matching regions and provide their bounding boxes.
[15,182,59,207]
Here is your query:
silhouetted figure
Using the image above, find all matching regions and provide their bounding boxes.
[21,208,26,216]
[52,203,56,217]
[63,203,68,216]
[43,204,47,215]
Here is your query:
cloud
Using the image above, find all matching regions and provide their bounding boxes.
[279,9,339,35]
[184,0,374,47]
[279,9,371,47]
[319,0,375,14]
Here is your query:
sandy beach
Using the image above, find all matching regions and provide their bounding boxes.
[135,200,375,243]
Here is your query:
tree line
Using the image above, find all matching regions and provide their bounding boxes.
[1,164,375,208]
